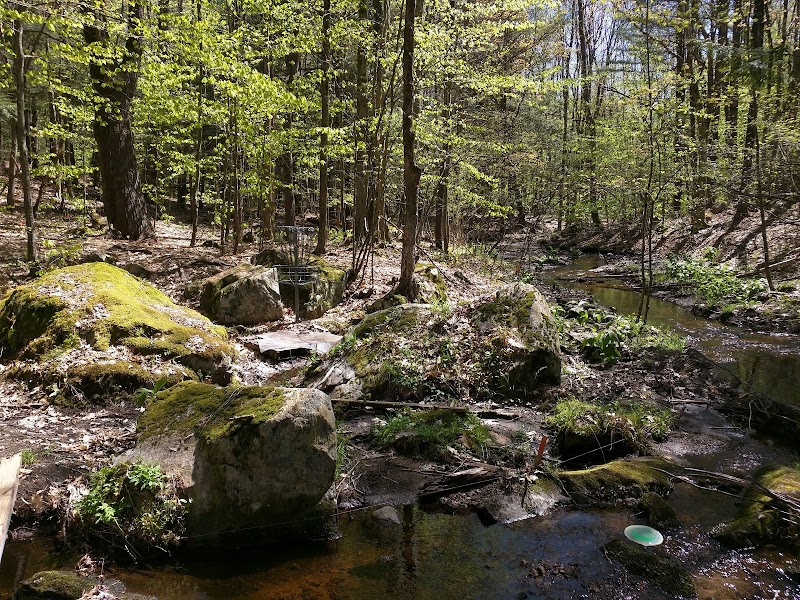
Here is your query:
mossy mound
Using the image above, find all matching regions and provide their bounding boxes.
[13,571,89,600]
[138,380,287,442]
[559,458,673,504]
[14,571,152,600]
[603,539,696,597]
[320,285,561,404]
[545,398,674,465]
[715,466,800,549]
[471,283,561,390]
[0,263,235,392]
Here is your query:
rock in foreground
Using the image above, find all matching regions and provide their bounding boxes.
[127,381,337,543]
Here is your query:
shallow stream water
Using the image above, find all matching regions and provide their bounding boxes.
[2,256,800,599]
[549,254,800,406]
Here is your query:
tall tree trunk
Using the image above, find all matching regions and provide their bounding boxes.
[576,0,599,228]
[398,0,419,297]
[13,16,35,262]
[6,133,16,208]
[83,0,152,240]
[435,81,451,252]
[726,0,743,148]
[189,0,203,246]
[314,0,332,255]
[279,53,299,226]
[353,0,369,242]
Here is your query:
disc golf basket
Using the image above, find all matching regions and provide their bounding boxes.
[275,226,318,322]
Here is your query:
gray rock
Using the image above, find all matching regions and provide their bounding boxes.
[372,506,402,527]
[252,251,347,319]
[125,383,337,543]
[472,283,562,390]
[198,264,284,325]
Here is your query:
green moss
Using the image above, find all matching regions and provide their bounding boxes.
[637,491,680,530]
[371,409,491,458]
[310,255,347,284]
[559,458,673,502]
[0,286,68,358]
[603,539,696,597]
[67,361,194,401]
[0,263,234,376]
[546,397,674,454]
[716,466,800,549]
[15,570,92,600]
[138,381,287,442]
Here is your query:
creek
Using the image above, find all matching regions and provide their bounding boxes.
[552,254,800,407]
[1,256,799,599]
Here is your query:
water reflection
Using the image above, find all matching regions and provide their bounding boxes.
[546,258,800,406]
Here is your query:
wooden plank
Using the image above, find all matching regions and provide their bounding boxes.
[0,453,22,565]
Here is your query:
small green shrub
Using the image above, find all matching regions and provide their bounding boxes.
[36,240,83,275]
[20,448,36,467]
[660,255,768,307]
[133,376,168,406]
[75,462,187,554]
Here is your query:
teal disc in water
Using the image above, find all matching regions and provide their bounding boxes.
[624,525,664,547]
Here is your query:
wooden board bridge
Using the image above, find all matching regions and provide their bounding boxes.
[0,453,21,565]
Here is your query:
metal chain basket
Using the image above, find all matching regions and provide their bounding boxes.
[274,226,318,321]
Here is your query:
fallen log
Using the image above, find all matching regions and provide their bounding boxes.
[419,463,506,500]
[330,398,516,419]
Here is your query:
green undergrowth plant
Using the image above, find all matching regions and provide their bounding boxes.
[372,409,491,458]
[74,462,187,556]
[20,448,36,467]
[559,301,686,364]
[545,397,674,453]
[660,253,768,307]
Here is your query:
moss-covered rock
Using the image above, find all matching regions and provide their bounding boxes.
[472,283,561,390]
[14,572,153,600]
[603,539,696,597]
[126,381,337,543]
[196,264,284,325]
[13,571,89,600]
[637,491,680,530]
[0,263,235,394]
[715,466,800,549]
[545,398,674,464]
[559,458,673,504]
[315,285,561,404]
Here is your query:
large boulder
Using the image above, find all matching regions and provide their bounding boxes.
[472,283,561,390]
[0,263,235,396]
[252,252,347,319]
[126,381,337,542]
[195,264,283,325]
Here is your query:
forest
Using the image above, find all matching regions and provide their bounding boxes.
[2,0,796,272]
[1,0,800,599]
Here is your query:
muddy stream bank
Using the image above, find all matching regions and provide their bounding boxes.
[2,256,800,599]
